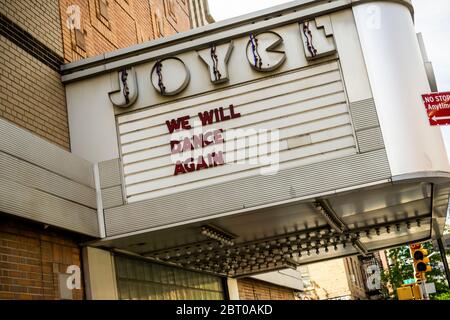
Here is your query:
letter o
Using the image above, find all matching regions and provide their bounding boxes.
[151,57,190,96]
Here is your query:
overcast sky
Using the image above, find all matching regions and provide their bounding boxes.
[208,0,450,157]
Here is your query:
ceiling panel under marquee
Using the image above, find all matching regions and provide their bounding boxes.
[94,181,440,277]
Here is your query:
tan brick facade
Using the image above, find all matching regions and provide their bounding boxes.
[0,0,70,149]
[237,278,296,300]
[0,0,64,57]
[0,216,84,300]
[0,35,70,149]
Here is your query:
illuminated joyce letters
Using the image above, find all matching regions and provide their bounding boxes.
[108,23,337,105]
[198,42,234,84]
[246,31,286,72]
[301,15,336,60]
[108,67,139,108]
[151,57,190,96]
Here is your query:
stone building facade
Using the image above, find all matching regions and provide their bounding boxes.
[297,257,367,300]
[188,0,214,28]
[298,252,388,300]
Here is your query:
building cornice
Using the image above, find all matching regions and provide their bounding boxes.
[352,0,413,12]
[61,0,414,83]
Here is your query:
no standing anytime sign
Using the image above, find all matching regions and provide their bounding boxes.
[422,91,450,126]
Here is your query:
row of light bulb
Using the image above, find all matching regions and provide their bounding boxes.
[201,227,235,246]
[151,217,427,275]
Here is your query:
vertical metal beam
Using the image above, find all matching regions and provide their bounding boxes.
[437,237,450,288]
[93,163,106,238]
[315,199,369,256]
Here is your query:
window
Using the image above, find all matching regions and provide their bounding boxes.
[115,255,225,300]
[95,0,111,29]
[70,27,87,60]
[74,29,86,51]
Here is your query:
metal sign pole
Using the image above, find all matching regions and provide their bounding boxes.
[421,281,429,300]
[437,237,450,288]
[409,245,417,282]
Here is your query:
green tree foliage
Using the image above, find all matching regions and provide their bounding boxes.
[381,246,414,298]
[422,241,450,297]
[433,291,450,300]
[381,241,450,300]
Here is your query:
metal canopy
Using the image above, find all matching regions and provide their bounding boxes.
[91,179,449,277]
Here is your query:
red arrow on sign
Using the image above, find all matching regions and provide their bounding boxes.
[422,92,450,126]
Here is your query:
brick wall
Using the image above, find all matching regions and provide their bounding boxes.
[237,278,295,300]
[0,0,64,57]
[0,215,84,300]
[0,35,70,149]
[0,0,70,150]
[59,0,191,63]
[150,0,191,36]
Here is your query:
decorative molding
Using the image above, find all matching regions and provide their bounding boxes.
[152,8,165,38]
[96,0,111,29]
[88,0,117,46]
[115,0,134,14]
[164,0,178,23]
[71,28,88,59]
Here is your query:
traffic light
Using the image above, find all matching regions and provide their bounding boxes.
[413,249,431,272]
[410,244,432,281]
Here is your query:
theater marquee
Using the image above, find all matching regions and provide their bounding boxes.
[62,0,450,277]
